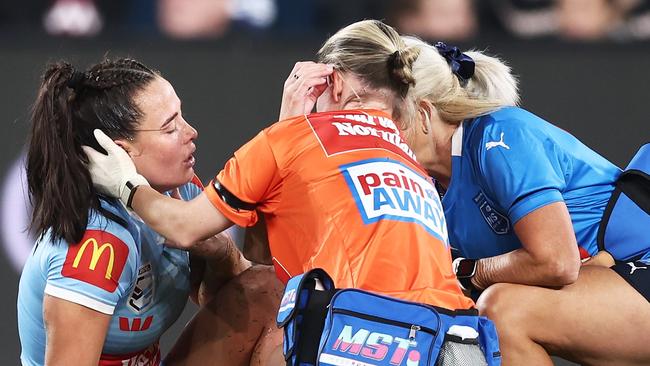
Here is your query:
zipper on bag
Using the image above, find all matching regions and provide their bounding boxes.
[332,308,437,336]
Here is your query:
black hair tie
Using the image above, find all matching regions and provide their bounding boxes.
[66,69,86,91]
[434,42,475,84]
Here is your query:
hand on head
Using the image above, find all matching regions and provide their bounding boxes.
[82,129,149,205]
[278,62,334,121]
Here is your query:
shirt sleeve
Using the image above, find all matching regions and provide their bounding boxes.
[204,129,283,227]
[42,221,138,315]
[477,121,568,224]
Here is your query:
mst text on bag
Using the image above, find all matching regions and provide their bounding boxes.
[276,268,501,366]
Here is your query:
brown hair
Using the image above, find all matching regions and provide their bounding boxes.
[27,58,157,244]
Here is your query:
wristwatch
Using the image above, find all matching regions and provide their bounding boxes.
[452,257,478,291]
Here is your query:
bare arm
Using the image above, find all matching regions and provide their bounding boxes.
[189,231,252,306]
[131,187,233,249]
[43,295,111,366]
[243,214,272,265]
[471,201,581,289]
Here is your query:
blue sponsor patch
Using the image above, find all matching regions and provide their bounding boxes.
[473,192,510,235]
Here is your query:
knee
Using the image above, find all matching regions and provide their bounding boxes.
[476,283,524,328]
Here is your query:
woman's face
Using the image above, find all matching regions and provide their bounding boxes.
[123,76,198,193]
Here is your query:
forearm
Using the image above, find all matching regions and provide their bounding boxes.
[131,186,231,248]
[472,247,580,289]
[471,202,582,290]
[191,232,251,305]
[192,231,251,279]
[242,215,273,265]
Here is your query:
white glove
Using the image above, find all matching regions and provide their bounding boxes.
[82,129,149,206]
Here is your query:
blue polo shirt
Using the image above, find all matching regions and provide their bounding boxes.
[442,107,621,259]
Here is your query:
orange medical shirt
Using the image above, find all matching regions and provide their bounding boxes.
[205,109,473,310]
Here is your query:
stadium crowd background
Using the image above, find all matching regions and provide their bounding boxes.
[1,0,648,364]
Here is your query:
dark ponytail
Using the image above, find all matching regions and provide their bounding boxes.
[27,58,157,244]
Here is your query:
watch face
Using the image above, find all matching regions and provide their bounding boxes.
[456,259,476,279]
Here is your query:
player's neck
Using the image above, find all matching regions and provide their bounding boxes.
[425,120,456,186]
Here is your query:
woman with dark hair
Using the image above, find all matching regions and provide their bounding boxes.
[16,58,282,366]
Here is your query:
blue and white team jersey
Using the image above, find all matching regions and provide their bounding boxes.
[442,107,621,260]
[17,179,203,366]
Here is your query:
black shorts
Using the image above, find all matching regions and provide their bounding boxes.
[611,260,650,302]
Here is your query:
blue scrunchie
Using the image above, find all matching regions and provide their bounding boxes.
[434,42,475,83]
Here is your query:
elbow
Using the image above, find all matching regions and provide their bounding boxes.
[170,230,202,250]
[164,217,203,250]
[546,257,580,286]
[175,237,197,250]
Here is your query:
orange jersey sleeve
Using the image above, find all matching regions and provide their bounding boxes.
[204,127,285,227]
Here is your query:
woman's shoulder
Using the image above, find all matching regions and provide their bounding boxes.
[468,107,550,144]
[33,203,138,265]
[477,106,546,128]
[88,198,138,245]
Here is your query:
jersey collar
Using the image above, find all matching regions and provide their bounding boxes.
[451,122,464,157]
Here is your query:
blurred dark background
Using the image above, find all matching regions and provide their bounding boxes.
[1,1,648,365]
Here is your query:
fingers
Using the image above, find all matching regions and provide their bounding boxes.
[93,129,121,155]
[81,145,105,160]
[280,62,334,120]
[285,62,333,88]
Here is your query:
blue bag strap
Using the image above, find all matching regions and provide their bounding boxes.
[276,268,336,366]
[597,143,650,254]
[277,268,335,327]
[478,316,502,366]
[277,272,306,327]
[627,143,650,172]
[617,143,650,215]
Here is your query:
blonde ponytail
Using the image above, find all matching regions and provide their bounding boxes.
[399,37,519,130]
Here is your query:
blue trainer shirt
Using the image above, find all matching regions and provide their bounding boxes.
[442,107,621,260]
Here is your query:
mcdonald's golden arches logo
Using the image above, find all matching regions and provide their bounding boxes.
[62,229,130,292]
[73,238,116,279]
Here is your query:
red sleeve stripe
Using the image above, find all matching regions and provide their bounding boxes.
[190,175,204,190]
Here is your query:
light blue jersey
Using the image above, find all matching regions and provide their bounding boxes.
[442,107,621,260]
[17,179,202,365]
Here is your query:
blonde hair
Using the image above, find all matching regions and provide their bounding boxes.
[400,36,519,130]
[317,20,420,115]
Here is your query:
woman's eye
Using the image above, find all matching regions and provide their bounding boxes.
[165,121,179,133]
